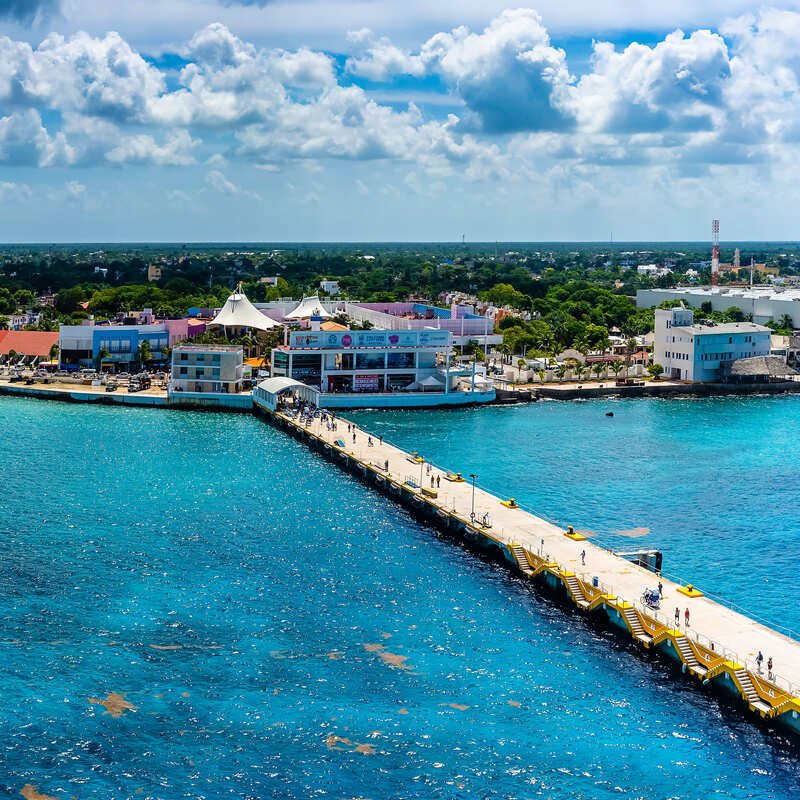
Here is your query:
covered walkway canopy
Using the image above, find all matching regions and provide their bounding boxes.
[253,376,319,411]
[284,295,331,320]
[210,287,280,332]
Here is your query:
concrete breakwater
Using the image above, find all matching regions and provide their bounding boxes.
[253,397,800,740]
[0,380,253,410]
[495,380,800,403]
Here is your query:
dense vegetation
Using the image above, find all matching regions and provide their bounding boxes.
[1,242,796,355]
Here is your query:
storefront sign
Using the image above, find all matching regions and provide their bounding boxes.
[353,374,381,392]
[290,329,451,350]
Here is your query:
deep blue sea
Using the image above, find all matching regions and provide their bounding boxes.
[1,396,799,799]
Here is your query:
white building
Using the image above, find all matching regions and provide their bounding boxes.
[638,287,800,328]
[270,328,494,408]
[9,311,41,330]
[169,345,244,395]
[654,306,771,382]
[319,280,340,296]
[637,264,672,277]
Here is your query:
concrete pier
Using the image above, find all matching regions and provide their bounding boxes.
[254,398,800,738]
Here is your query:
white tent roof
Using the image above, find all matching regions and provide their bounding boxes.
[284,295,332,320]
[211,290,280,331]
[257,376,310,394]
[419,375,444,387]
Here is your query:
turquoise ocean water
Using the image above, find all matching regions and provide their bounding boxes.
[1,396,799,798]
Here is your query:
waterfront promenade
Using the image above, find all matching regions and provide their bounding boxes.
[263,403,800,731]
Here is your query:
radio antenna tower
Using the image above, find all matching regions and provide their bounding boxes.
[711,219,720,286]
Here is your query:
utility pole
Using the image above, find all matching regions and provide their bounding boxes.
[469,473,478,522]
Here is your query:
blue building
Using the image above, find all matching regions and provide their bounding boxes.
[58,320,187,371]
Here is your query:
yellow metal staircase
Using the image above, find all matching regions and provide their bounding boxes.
[621,606,653,646]
[733,669,772,715]
[509,545,534,577]
[674,637,709,679]
[563,573,590,610]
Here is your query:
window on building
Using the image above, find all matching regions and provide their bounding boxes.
[356,352,386,370]
[334,353,354,370]
[387,351,415,369]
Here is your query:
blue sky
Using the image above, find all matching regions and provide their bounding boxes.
[1,1,800,241]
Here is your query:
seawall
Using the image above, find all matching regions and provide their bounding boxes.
[496,380,800,403]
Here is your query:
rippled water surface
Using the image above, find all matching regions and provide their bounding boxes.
[1,397,799,798]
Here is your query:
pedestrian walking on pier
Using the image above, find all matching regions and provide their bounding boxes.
[768,656,773,679]
[580,550,586,566]
[431,476,435,488]
[353,433,356,444]
[368,436,373,447]
[436,475,440,488]
[684,608,690,627]
[379,435,383,445]
[756,651,764,674]
[675,607,680,627]
[658,581,663,598]
[384,459,389,471]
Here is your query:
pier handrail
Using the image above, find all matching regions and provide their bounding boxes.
[408,456,800,643]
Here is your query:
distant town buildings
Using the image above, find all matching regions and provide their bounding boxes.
[638,287,800,328]
[637,264,673,278]
[343,301,501,348]
[9,311,41,329]
[319,280,340,295]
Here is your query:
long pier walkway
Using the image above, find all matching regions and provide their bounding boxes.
[257,401,800,736]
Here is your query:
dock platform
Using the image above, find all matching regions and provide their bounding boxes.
[254,399,800,737]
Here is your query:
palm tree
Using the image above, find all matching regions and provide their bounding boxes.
[138,340,152,371]
[517,358,527,382]
[572,362,585,382]
[537,368,546,383]
[49,343,60,363]
[609,360,624,380]
[241,334,255,359]
[96,346,110,372]
[591,362,605,381]
[556,363,568,383]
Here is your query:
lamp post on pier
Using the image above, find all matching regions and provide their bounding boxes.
[469,473,477,522]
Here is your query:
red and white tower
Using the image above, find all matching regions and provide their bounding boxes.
[711,219,720,286]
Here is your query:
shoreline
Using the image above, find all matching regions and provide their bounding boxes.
[495,380,800,403]
[5,375,800,413]
[0,380,253,411]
